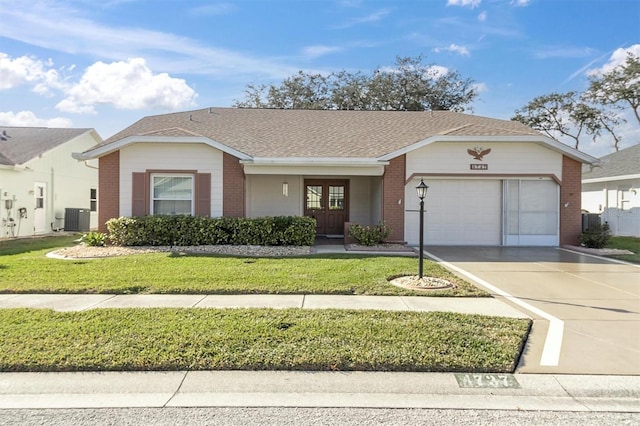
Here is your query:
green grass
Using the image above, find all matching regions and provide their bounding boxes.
[0,308,530,373]
[606,236,640,264]
[0,236,486,296]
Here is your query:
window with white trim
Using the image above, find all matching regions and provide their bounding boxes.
[90,188,97,212]
[151,174,194,215]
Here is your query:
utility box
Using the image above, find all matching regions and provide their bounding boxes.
[64,208,90,232]
[581,213,601,232]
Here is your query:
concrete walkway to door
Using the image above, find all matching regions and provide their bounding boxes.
[424,246,640,375]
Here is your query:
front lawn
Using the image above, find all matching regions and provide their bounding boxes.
[0,235,486,296]
[606,236,640,264]
[0,308,530,373]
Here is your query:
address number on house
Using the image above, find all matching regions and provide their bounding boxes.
[470,164,488,170]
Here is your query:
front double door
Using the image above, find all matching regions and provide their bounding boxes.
[304,179,348,236]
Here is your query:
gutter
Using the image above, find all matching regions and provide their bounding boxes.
[240,157,389,167]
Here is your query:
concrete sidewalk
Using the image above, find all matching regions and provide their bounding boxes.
[1,370,638,412]
[0,293,528,317]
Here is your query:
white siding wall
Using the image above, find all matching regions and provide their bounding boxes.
[581,182,605,214]
[582,179,640,236]
[405,142,563,178]
[349,176,374,225]
[119,143,223,217]
[0,132,99,238]
[246,175,302,217]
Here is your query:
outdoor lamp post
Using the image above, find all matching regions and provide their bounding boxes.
[416,179,429,278]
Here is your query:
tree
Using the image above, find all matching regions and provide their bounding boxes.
[233,56,479,112]
[585,52,640,126]
[512,92,621,150]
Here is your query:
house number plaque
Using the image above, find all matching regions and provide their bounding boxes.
[470,164,488,170]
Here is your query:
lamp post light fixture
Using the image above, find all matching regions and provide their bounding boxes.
[416,179,429,278]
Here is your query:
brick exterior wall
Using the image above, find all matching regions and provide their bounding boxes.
[560,155,582,246]
[382,155,406,243]
[223,153,246,217]
[98,151,120,233]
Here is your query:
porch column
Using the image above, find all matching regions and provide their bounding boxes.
[382,155,406,243]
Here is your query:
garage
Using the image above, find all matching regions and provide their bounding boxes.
[404,178,560,246]
[405,179,502,246]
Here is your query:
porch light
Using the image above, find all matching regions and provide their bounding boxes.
[416,179,429,200]
[282,181,289,197]
[416,179,429,278]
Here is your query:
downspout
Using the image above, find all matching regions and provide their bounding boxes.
[83,160,99,170]
[50,167,55,232]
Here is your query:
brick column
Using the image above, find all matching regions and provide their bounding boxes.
[223,153,245,217]
[559,155,582,246]
[98,151,120,233]
[382,155,406,243]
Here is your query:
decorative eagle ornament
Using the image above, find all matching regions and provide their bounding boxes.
[467,147,491,161]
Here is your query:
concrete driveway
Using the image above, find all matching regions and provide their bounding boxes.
[424,246,640,375]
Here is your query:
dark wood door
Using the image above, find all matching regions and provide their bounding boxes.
[304,180,348,235]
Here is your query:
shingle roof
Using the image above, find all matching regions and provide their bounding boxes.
[95,107,542,158]
[582,143,640,179]
[0,127,92,166]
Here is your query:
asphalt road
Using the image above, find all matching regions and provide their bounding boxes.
[1,407,638,426]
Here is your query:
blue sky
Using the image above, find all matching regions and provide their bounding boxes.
[0,0,638,157]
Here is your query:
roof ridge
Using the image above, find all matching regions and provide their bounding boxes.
[439,123,472,135]
[141,127,203,137]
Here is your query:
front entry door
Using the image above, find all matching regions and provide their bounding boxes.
[304,180,348,235]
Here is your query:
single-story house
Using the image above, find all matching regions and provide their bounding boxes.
[0,127,102,238]
[582,143,640,237]
[74,107,598,246]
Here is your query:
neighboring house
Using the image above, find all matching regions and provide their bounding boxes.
[0,127,102,238]
[74,107,597,246]
[582,143,640,237]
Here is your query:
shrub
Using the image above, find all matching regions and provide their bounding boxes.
[580,222,611,249]
[106,215,316,247]
[348,222,391,246]
[83,231,107,247]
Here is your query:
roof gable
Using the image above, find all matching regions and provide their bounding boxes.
[0,127,93,166]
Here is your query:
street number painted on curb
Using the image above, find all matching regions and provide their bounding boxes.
[454,373,520,389]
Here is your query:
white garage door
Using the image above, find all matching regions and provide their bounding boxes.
[405,179,502,246]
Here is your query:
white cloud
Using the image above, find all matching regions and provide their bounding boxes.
[302,45,343,59]
[333,8,392,28]
[0,53,61,92]
[56,58,197,114]
[448,44,470,56]
[0,3,298,80]
[0,110,72,127]
[533,46,595,59]
[473,82,488,93]
[447,0,481,8]
[434,44,470,56]
[511,0,531,6]
[478,11,487,22]
[426,65,450,79]
[588,44,640,76]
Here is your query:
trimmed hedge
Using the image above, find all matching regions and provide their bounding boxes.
[106,215,316,247]
[348,222,391,246]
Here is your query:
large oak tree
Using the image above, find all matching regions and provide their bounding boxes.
[234,56,478,112]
